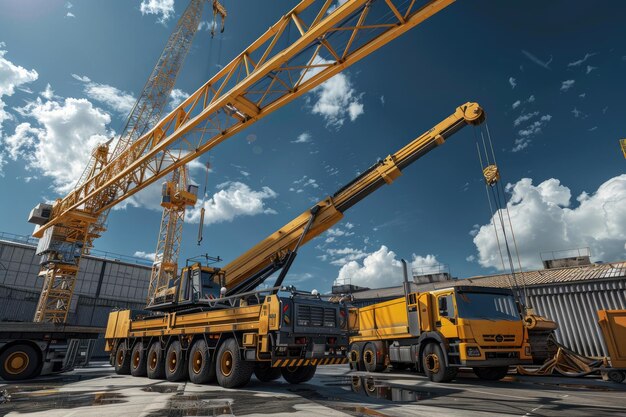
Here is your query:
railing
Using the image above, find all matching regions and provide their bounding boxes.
[0,231,153,267]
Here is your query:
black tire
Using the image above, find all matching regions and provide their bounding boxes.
[607,370,625,384]
[422,342,457,383]
[473,366,509,381]
[362,342,385,373]
[130,342,147,377]
[281,365,317,384]
[165,340,188,382]
[253,362,282,382]
[348,342,364,371]
[215,338,253,388]
[0,344,41,381]
[188,339,216,384]
[147,342,165,380]
[114,341,131,375]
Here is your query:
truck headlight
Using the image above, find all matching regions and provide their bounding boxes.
[466,346,481,357]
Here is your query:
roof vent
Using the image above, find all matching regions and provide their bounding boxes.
[541,248,591,269]
[412,264,453,284]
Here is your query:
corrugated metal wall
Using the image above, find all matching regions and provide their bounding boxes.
[0,238,152,358]
[526,279,626,357]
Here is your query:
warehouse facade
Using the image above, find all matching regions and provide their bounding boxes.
[0,232,152,357]
[343,259,626,358]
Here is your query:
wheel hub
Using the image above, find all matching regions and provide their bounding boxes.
[221,351,233,377]
[425,353,440,373]
[5,351,29,375]
[192,351,203,374]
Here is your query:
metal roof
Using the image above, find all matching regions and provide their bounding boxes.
[350,261,626,301]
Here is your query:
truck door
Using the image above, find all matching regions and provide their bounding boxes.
[436,293,457,338]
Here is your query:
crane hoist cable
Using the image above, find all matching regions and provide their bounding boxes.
[473,123,529,306]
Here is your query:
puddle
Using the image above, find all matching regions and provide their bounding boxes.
[324,376,435,402]
[532,382,618,392]
[0,389,125,413]
[142,384,181,393]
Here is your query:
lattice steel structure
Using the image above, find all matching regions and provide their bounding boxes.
[31,0,454,322]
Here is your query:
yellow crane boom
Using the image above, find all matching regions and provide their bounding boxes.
[29,0,455,322]
[222,103,485,295]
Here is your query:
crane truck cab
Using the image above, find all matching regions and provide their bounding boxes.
[150,263,226,309]
[349,286,533,383]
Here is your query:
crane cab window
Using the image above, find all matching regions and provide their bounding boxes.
[200,270,221,300]
[438,294,455,319]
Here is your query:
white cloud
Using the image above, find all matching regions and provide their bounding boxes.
[512,114,552,152]
[325,247,368,266]
[11,97,112,193]
[334,245,440,288]
[66,12,75,18]
[513,111,538,127]
[380,95,385,105]
[508,77,516,89]
[567,52,596,67]
[472,175,626,270]
[512,100,521,109]
[586,65,597,74]
[134,251,156,261]
[305,56,364,128]
[0,46,39,136]
[40,84,54,100]
[169,88,189,110]
[292,132,312,144]
[290,175,319,193]
[140,0,175,24]
[72,74,135,115]
[185,181,278,225]
[560,79,575,92]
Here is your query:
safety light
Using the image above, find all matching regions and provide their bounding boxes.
[466,346,481,357]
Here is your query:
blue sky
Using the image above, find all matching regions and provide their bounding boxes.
[0,0,624,292]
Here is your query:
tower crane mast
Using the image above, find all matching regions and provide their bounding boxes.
[28,0,456,323]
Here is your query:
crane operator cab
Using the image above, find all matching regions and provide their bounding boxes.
[178,263,225,304]
[149,263,226,311]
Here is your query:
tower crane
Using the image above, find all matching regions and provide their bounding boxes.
[28,0,456,323]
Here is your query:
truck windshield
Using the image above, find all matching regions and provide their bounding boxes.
[455,292,520,321]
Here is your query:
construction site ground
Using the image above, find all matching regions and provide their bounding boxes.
[1,363,624,416]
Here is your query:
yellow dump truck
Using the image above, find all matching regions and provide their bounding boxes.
[349,262,533,382]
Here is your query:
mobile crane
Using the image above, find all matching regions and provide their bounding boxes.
[105,102,485,388]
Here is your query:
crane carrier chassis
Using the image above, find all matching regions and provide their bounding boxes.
[105,287,349,388]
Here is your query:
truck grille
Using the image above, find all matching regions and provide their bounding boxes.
[483,334,515,343]
[297,305,336,327]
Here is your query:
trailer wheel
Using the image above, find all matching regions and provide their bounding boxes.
[216,338,253,388]
[473,366,509,381]
[422,342,457,383]
[188,339,216,384]
[362,342,385,373]
[130,342,147,377]
[348,342,364,371]
[165,341,188,382]
[607,370,625,384]
[253,362,282,382]
[281,365,317,384]
[114,341,131,375]
[147,342,165,379]
[0,344,41,381]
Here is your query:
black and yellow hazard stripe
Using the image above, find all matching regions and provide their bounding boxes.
[272,357,349,367]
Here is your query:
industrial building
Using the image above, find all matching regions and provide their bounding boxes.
[336,255,626,358]
[0,232,151,357]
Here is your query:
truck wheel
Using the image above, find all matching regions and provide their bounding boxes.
[422,342,457,383]
[114,341,131,375]
[362,342,385,373]
[281,365,317,384]
[130,342,147,377]
[606,370,625,384]
[165,341,188,382]
[147,342,165,379]
[473,366,509,381]
[254,362,282,382]
[0,344,41,381]
[216,338,253,388]
[188,339,216,384]
[348,342,364,371]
